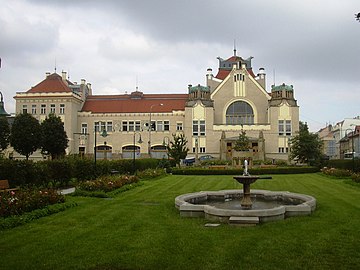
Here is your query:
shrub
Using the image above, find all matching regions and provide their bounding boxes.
[77,174,139,193]
[321,167,353,178]
[0,188,65,218]
[136,168,166,180]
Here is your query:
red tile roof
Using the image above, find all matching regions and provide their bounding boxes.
[215,68,256,80]
[81,92,188,113]
[27,73,72,93]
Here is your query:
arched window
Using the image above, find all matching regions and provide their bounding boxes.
[226,101,254,124]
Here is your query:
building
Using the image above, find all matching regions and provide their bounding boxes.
[12,51,300,162]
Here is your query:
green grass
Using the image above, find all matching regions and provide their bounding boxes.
[1,173,360,270]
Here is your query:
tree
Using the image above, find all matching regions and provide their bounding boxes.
[0,117,10,153]
[233,130,250,151]
[167,133,189,167]
[10,113,41,160]
[290,122,323,164]
[40,113,69,159]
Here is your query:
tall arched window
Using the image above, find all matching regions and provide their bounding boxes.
[226,101,254,124]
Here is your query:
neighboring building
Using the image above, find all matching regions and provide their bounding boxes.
[12,51,300,162]
[317,125,336,159]
[317,117,360,159]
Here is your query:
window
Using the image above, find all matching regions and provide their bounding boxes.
[128,121,134,131]
[22,105,28,114]
[176,122,183,131]
[135,121,141,131]
[31,105,37,114]
[200,120,205,136]
[157,121,163,131]
[193,121,199,136]
[193,120,206,136]
[200,147,206,153]
[286,120,292,136]
[279,120,291,136]
[226,101,254,124]
[278,120,284,136]
[50,104,56,114]
[106,121,113,132]
[94,122,100,132]
[164,121,170,131]
[59,104,65,114]
[81,123,88,134]
[122,121,128,132]
[40,104,46,114]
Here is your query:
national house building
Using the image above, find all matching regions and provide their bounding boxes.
[13,51,299,161]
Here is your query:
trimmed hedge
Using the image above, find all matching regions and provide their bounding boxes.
[324,159,360,172]
[171,166,320,175]
[0,157,161,188]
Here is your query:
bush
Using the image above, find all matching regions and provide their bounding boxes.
[321,167,353,178]
[77,174,139,193]
[172,166,319,175]
[0,188,65,218]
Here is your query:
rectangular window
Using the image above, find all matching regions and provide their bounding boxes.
[151,121,156,131]
[122,121,128,132]
[278,120,284,136]
[200,120,206,136]
[31,104,37,114]
[176,122,183,131]
[192,147,196,153]
[100,122,106,131]
[81,123,88,134]
[50,104,56,114]
[128,121,134,132]
[94,122,100,132]
[157,121,163,131]
[164,121,170,131]
[40,104,46,114]
[135,121,141,131]
[59,104,65,114]
[193,120,199,136]
[286,120,291,136]
[106,121,113,132]
[22,105,28,114]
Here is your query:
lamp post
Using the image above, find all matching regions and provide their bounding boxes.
[345,128,355,171]
[133,131,143,174]
[148,103,163,157]
[94,122,108,167]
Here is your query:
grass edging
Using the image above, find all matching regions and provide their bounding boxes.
[0,201,78,230]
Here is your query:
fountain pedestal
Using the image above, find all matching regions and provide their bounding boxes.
[233,176,259,209]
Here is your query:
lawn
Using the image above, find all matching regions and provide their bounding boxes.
[1,173,360,270]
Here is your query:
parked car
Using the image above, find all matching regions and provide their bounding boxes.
[199,155,215,161]
[183,157,196,166]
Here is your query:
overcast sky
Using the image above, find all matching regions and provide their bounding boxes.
[0,0,359,131]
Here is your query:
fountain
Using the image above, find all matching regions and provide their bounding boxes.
[175,160,316,226]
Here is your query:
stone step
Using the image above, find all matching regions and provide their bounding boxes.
[229,216,259,226]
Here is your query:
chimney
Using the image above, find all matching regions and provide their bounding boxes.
[46,72,51,78]
[62,71,67,81]
[81,79,86,85]
[257,67,266,89]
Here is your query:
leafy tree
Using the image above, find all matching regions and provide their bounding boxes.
[40,113,69,159]
[167,133,189,167]
[0,117,10,153]
[10,113,41,160]
[290,122,323,164]
[233,130,250,151]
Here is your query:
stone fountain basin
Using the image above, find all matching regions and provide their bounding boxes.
[175,189,316,224]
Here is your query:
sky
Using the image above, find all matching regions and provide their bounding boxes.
[0,0,359,132]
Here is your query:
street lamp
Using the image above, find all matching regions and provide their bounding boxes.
[148,103,163,156]
[345,128,355,171]
[94,122,108,167]
[133,131,143,174]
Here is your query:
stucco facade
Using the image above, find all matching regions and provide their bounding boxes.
[12,51,299,162]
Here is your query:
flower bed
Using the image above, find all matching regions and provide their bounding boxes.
[0,188,65,218]
[78,174,139,193]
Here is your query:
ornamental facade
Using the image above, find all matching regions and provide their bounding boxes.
[13,51,299,162]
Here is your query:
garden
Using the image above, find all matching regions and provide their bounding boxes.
[1,167,360,269]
